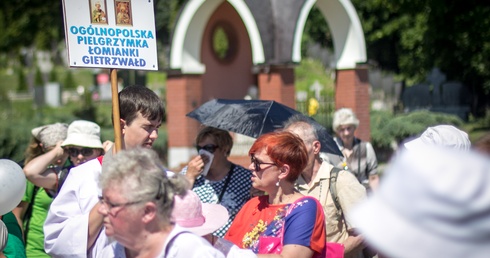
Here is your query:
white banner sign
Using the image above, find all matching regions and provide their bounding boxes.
[62,0,158,71]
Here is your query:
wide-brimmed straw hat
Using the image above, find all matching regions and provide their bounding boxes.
[349,147,490,258]
[61,120,103,149]
[172,190,229,236]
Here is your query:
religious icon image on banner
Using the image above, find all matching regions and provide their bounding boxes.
[115,0,133,26]
[90,0,108,24]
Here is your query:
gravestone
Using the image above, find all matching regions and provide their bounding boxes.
[401,68,472,121]
[45,82,61,107]
[310,80,323,100]
[401,83,431,110]
[426,68,446,106]
[436,81,471,120]
[34,86,44,107]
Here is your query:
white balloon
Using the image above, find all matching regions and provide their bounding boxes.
[0,159,26,216]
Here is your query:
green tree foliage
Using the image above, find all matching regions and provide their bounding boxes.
[0,0,63,53]
[0,120,32,162]
[295,58,334,95]
[154,0,185,45]
[49,68,57,82]
[34,67,44,86]
[351,0,490,114]
[64,70,76,89]
[302,5,333,55]
[17,68,27,92]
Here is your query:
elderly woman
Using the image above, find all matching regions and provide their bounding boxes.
[182,126,252,237]
[327,108,379,192]
[225,131,326,258]
[98,148,224,258]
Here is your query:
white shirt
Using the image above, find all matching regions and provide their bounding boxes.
[99,225,225,258]
[44,158,110,258]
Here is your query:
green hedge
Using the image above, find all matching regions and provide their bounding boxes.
[370,110,465,149]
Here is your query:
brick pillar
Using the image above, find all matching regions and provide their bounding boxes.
[257,67,296,108]
[335,66,371,141]
[166,74,203,170]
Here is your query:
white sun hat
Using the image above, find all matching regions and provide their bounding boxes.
[332,108,360,132]
[349,147,490,258]
[404,124,471,151]
[61,120,103,149]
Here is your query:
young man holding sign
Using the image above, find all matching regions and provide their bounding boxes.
[44,85,165,257]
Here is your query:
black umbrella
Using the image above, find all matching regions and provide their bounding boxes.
[186,99,342,156]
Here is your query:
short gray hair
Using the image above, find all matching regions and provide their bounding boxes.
[332,108,359,133]
[99,148,188,224]
[283,114,319,144]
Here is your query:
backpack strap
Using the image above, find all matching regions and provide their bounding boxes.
[329,166,350,233]
[24,185,39,243]
[329,167,343,213]
[358,141,368,180]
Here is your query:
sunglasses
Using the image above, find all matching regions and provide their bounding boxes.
[67,147,95,157]
[196,144,219,154]
[251,156,276,172]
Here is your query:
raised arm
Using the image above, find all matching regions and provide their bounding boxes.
[181,155,207,186]
[23,142,66,189]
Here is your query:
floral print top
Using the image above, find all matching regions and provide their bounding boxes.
[225,195,326,255]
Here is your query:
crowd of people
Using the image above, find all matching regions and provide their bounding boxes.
[1,84,489,258]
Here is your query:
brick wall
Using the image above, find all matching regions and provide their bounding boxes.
[257,67,296,108]
[335,67,371,141]
[166,74,203,147]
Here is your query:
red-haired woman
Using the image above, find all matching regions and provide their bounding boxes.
[225,131,326,258]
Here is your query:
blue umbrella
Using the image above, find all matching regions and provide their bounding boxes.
[186,99,342,156]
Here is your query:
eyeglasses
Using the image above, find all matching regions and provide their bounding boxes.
[196,144,219,154]
[67,147,95,157]
[98,196,144,215]
[251,156,276,172]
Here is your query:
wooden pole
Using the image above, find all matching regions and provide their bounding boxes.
[110,68,122,152]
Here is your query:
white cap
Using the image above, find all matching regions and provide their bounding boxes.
[404,125,470,151]
[349,147,490,258]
